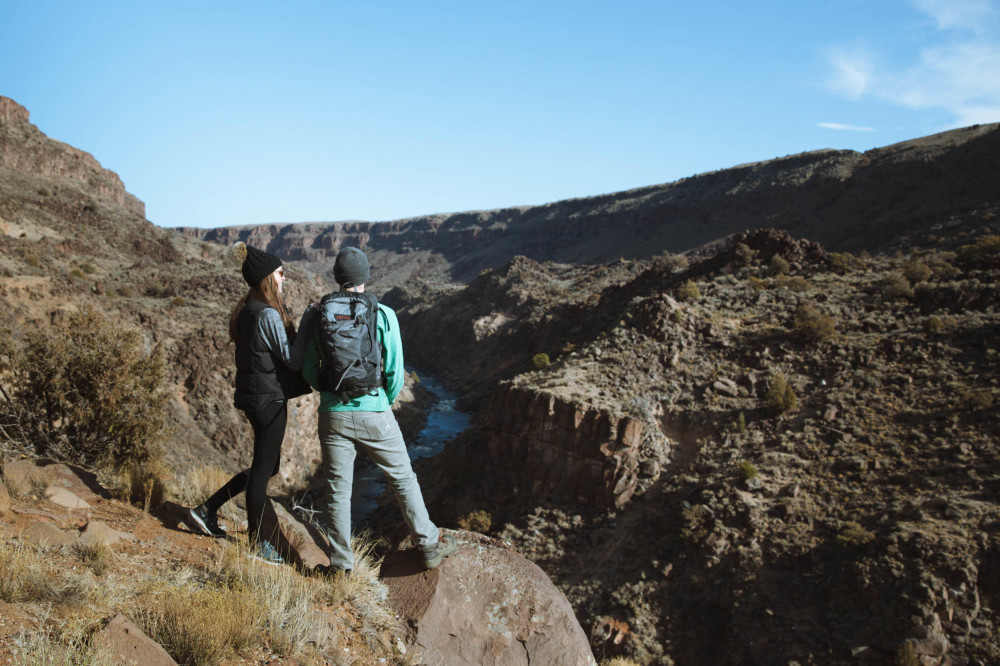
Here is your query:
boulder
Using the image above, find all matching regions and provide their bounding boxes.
[44,486,91,510]
[1,459,105,501]
[258,498,331,570]
[79,520,134,548]
[381,530,596,666]
[93,614,178,666]
[2,459,48,495]
[21,521,77,548]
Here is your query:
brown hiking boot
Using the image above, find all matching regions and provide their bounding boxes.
[422,532,457,570]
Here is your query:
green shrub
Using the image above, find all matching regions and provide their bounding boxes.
[882,273,914,300]
[80,262,96,274]
[903,261,932,283]
[792,303,837,342]
[121,461,169,512]
[923,315,958,334]
[71,269,85,279]
[532,353,551,370]
[737,461,758,480]
[775,275,811,292]
[959,388,994,411]
[457,510,493,533]
[654,252,689,273]
[765,373,797,416]
[827,252,865,274]
[1,307,168,470]
[171,296,186,307]
[957,234,1000,262]
[734,412,746,433]
[767,255,790,277]
[836,521,875,546]
[25,255,40,268]
[676,280,701,301]
[926,254,959,279]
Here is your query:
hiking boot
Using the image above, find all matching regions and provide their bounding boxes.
[422,532,457,570]
[312,564,351,578]
[186,504,226,538]
[249,540,285,566]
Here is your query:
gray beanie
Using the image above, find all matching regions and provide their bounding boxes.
[334,247,370,287]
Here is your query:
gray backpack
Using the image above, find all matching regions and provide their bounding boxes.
[317,291,382,403]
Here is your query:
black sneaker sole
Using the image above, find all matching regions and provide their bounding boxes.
[186,508,226,538]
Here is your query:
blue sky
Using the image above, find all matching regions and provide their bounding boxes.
[2,0,998,229]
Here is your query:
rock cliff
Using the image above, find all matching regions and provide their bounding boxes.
[486,386,646,509]
[178,123,1000,287]
[0,96,144,218]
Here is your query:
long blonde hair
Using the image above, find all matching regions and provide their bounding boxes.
[229,271,292,344]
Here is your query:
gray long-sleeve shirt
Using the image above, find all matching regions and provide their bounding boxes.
[257,305,317,372]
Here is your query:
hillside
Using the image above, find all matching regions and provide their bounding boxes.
[0,96,342,493]
[177,122,1000,285]
[389,229,1000,664]
[3,92,1000,664]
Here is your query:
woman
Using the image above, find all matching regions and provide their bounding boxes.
[186,242,316,565]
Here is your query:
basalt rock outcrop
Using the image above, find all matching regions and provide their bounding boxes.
[0,96,145,218]
[486,386,647,509]
[381,530,597,666]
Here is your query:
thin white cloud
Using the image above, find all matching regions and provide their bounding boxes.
[827,48,873,100]
[826,0,1000,127]
[818,122,875,131]
[912,0,996,34]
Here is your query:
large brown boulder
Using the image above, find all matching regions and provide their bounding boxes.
[380,530,596,666]
[93,614,177,666]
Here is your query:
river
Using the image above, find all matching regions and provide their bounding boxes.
[350,368,471,523]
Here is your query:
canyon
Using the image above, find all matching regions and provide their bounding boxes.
[2,94,1000,664]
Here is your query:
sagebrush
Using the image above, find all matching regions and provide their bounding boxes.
[0,307,169,470]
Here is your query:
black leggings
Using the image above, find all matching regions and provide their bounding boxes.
[204,400,287,544]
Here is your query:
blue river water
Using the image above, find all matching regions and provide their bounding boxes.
[350,368,471,523]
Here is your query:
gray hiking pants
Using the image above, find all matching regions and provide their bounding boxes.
[318,409,438,570]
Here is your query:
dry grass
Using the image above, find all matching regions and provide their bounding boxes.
[168,464,233,507]
[138,580,264,665]
[0,497,402,664]
[0,536,97,604]
[314,534,397,656]
[74,540,112,578]
[168,464,244,525]
[9,609,116,666]
[209,542,324,657]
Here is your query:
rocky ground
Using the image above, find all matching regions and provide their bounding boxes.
[0,458,409,665]
[392,230,1000,665]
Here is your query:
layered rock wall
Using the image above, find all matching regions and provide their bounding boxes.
[486,386,644,509]
[177,122,1000,283]
[0,96,145,218]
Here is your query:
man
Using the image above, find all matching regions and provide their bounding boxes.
[302,246,456,573]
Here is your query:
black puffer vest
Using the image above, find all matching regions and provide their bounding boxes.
[233,299,284,411]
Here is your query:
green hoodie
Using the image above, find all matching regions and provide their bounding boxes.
[301,301,404,412]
